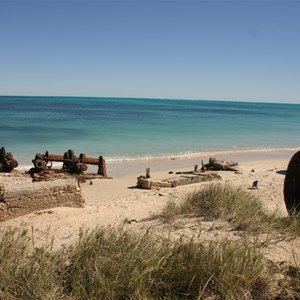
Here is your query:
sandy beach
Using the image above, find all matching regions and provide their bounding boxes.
[2,151,299,268]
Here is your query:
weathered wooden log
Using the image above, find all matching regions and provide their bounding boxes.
[164,172,222,187]
[201,157,239,172]
[284,151,300,215]
[137,177,172,189]
[137,172,221,189]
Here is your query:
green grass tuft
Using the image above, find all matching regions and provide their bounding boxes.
[162,183,269,232]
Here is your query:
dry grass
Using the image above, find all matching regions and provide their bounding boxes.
[0,226,270,299]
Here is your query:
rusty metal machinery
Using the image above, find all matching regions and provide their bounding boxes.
[0,147,18,172]
[32,149,107,176]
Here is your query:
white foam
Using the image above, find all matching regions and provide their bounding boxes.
[14,146,300,170]
[105,146,300,164]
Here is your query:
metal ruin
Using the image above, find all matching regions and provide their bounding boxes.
[284,150,300,215]
[0,147,18,172]
[31,149,107,177]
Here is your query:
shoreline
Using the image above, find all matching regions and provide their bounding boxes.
[15,147,297,178]
[106,148,296,178]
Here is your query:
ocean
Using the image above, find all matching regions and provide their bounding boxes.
[0,96,299,176]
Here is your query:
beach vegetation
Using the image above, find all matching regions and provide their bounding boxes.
[161,184,269,232]
[0,227,66,299]
[0,226,270,299]
[161,183,300,237]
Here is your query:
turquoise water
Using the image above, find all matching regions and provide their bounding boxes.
[0,96,299,169]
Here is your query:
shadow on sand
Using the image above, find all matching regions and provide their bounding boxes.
[276,170,287,176]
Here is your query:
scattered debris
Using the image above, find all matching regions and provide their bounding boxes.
[34,210,54,215]
[124,218,138,224]
[251,180,259,190]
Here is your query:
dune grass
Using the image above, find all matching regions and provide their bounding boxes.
[0,226,270,299]
[65,227,270,299]
[0,228,66,299]
[161,183,300,237]
[158,183,300,297]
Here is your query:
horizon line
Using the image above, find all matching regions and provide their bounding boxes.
[0,94,299,105]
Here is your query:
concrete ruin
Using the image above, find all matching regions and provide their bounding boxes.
[0,175,85,221]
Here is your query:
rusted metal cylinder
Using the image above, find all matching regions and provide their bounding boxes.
[31,149,108,176]
[79,153,86,163]
[84,157,99,165]
[34,159,47,170]
[73,162,88,172]
[46,154,65,162]
[44,151,98,164]
[0,147,6,160]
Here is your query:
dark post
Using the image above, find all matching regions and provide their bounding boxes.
[98,156,107,177]
[146,168,151,178]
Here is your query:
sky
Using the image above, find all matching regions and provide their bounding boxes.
[0,0,299,103]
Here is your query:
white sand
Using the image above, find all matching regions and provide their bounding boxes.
[1,155,300,265]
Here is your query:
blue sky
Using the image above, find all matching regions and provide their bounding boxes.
[0,0,299,103]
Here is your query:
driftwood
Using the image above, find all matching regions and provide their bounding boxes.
[284,151,300,215]
[165,172,221,187]
[202,157,239,172]
[137,172,221,190]
[137,176,173,189]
